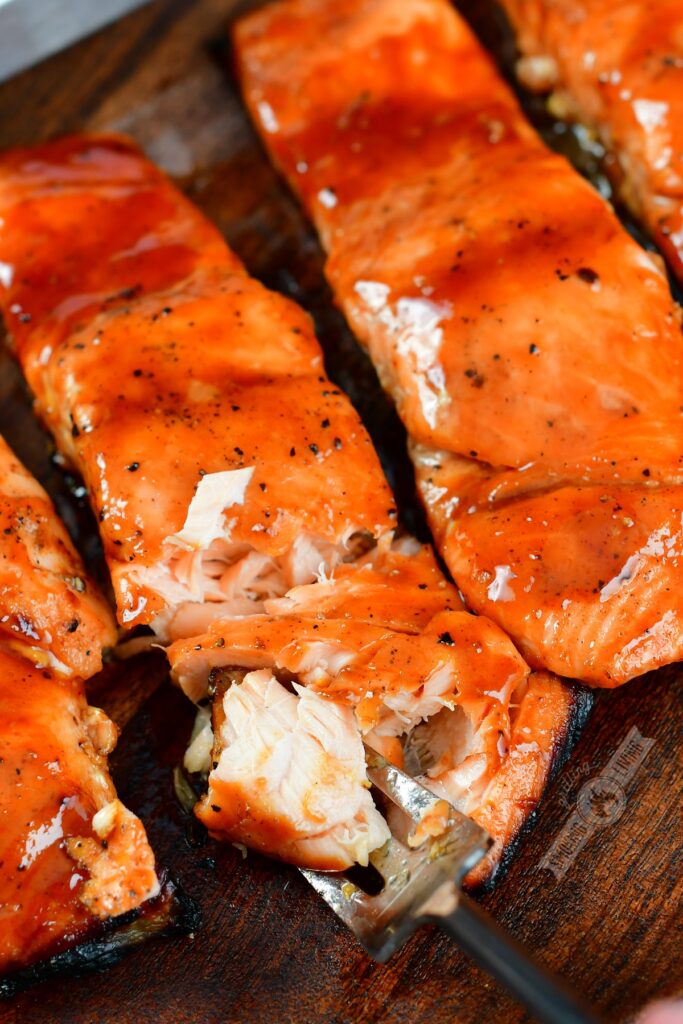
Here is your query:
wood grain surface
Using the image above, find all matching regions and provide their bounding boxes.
[0,2,681,1022]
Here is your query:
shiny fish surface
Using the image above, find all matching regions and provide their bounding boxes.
[499,0,683,286]
[0,438,158,975]
[0,135,584,881]
[235,0,683,686]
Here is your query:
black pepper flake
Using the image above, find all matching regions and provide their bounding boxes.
[469,450,478,457]
[133,369,143,377]
[529,343,539,355]
[161,307,172,316]
[231,404,240,412]
[234,447,244,457]
[259,482,267,492]
[290,447,296,457]
[126,462,140,472]
[333,437,342,449]
[438,631,455,646]
[211,805,222,813]
[418,583,428,590]
[555,269,569,281]
[66,620,79,633]
[642,468,651,477]
[309,443,319,455]
[577,267,599,285]
[18,312,32,324]
[321,418,330,429]
[71,423,80,439]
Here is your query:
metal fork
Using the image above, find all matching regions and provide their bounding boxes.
[301,746,602,1024]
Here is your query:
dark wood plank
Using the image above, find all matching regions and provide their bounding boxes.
[0,2,680,1022]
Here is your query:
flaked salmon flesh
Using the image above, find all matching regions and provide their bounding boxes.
[0,436,158,974]
[0,135,583,883]
[234,0,683,687]
[498,0,683,287]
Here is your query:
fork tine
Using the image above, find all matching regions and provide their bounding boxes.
[300,869,370,931]
[363,742,489,853]
[363,744,443,822]
[301,747,491,960]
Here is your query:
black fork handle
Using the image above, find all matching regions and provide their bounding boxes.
[428,893,604,1024]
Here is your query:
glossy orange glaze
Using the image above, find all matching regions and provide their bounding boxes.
[0,442,158,973]
[196,775,358,871]
[170,609,527,730]
[467,669,575,886]
[235,0,683,685]
[0,133,578,878]
[0,650,97,970]
[0,647,157,972]
[0,135,395,634]
[170,613,571,881]
[263,539,461,630]
[500,0,683,284]
[0,435,115,678]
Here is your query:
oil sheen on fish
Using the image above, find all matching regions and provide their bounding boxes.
[234,0,683,687]
[498,0,683,286]
[0,135,585,882]
[0,436,158,976]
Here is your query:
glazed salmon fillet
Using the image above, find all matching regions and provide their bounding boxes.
[234,0,683,687]
[0,436,158,977]
[0,135,587,881]
[498,0,683,286]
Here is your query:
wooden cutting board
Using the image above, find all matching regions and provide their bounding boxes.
[0,2,680,1021]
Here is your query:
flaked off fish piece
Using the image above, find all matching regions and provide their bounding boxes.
[196,669,390,869]
[499,0,683,286]
[0,438,158,976]
[0,135,585,881]
[169,572,585,884]
[235,0,683,686]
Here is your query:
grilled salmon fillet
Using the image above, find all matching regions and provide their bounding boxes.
[0,437,158,975]
[0,135,394,642]
[234,0,683,687]
[169,545,583,884]
[498,0,683,286]
[0,135,586,881]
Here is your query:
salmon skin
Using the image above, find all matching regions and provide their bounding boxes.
[0,134,585,883]
[0,436,159,978]
[497,0,683,288]
[234,0,683,687]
